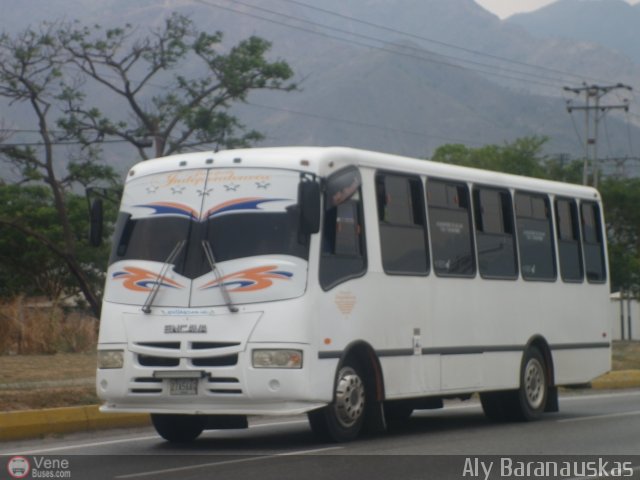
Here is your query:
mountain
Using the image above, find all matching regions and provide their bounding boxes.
[1,0,640,165]
[508,0,640,64]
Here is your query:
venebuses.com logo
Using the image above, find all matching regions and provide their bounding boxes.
[6,455,72,479]
[6,456,30,479]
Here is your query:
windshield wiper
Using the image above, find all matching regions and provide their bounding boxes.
[201,240,239,314]
[142,240,186,314]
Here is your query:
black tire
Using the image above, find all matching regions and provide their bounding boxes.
[481,347,549,422]
[151,414,204,443]
[383,401,414,425]
[480,391,511,422]
[515,347,548,421]
[307,362,367,442]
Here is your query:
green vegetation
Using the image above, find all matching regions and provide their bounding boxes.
[0,15,296,317]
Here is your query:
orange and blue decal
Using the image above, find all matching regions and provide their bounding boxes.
[112,267,185,292]
[134,202,199,220]
[200,265,293,292]
[135,198,289,221]
[204,197,289,219]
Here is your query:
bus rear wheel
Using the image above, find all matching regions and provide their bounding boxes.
[480,347,549,422]
[516,346,548,421]
[308,362,366,442]
[151,414,204,443]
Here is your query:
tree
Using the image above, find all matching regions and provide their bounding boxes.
[431,136,582,182]
[57,13,295,158]
[0,23,116,316]
[0,17,297,316]
[599,178,640,296]
[432,137,547,178]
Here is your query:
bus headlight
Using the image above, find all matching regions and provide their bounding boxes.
[252,349,303,369]
[98,350,124,369]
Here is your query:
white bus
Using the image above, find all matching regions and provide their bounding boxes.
[95,147,611,442]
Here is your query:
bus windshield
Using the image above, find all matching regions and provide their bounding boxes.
[109,210,309,279]
[108,168,311,280]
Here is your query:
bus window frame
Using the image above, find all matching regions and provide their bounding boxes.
[375,170,430,277]
[472,185,519,281]
[514,190,558,282]
[554,196,585,284]
[319,166,368,291]
[426,177,477,278]
[580,200,607,284]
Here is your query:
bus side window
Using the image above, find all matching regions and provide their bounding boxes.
[473,187,518,279]
[320,168,367,290]
[555,198,584,282]
[580,201,607,283]
[376,172,429,275]
[427,179,476,277]
[515,192,556,281]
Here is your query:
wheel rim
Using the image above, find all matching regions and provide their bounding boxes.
[334,367,365,428]
[524,358,545,410]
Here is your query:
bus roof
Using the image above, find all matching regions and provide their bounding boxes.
[125,146,600,201]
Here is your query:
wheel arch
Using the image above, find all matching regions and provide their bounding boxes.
[525,335,558,413]
[334,340,385,403]
[524,335,555,386]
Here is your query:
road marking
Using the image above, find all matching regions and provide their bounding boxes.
[114,446,344,479]
[0,418,309,456]
[0,435,160,456]
[557,409,640,423]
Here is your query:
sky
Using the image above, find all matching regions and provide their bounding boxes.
[474,0,640,18]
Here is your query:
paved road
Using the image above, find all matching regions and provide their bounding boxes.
[2,390,640,479]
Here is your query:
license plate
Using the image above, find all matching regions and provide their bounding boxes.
[169,378,198,395]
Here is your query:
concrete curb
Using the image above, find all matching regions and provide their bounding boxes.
[1,371,639,442]
[0,406,149,442]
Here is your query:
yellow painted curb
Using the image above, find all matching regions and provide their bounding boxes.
[2,370,640,442]
[591,370,640,390]
[0,406,149,441]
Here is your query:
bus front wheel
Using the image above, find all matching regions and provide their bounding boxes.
[308,362,366,442]
[151,414,204,443]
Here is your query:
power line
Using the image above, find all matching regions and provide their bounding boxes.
[273,0,610,87]
[245,100,487,146]
[194,0,565,90]
[564,83,633,186]
[0,139,131,148]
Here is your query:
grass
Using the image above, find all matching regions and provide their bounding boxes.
[0,353,97,411]
[611,341,640,370]
[0,342,639,411]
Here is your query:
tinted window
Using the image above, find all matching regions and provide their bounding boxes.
[320,168,366,289]
[515,192,556,281]
[427,179,475,277]
[555,198,583,282]
[109,210,309,280]
[109,213,189,266]
[473,188,517,279]
[376,173,429,275]
[581,201,606,283]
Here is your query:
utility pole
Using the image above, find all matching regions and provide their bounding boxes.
[563,83,632,187]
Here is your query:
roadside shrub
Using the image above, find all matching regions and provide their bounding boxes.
[0,297,97,354]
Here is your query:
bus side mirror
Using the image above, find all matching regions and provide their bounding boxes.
[299,180,321,234]
[89,198,104,247]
